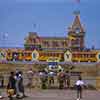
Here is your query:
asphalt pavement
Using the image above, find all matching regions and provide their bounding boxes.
[0,88,100,100]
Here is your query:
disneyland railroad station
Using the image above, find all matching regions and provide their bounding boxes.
[0,12,100,90]
[0,0,100,100]
[0,13,100,63]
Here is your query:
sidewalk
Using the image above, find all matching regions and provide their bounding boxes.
[0,88,100,100]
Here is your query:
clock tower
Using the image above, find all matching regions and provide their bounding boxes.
[68,12,85,51]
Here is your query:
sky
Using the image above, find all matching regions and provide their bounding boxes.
[0,0,100,48]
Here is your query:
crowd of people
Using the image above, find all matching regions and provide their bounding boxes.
[0,68,84,100]
[27,69,71,89]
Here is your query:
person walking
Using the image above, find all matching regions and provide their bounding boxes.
[18,71,26,98]
[66,71,70,89]
[7,72,16,100]
[39,70,48,89]
[48,71,55,87]
[0,73,4,99]
[57,70,65,89]
[15,72,20,98]
[27,68,34,88]
[75,76,84,100]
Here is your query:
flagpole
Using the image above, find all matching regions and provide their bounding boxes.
[74,0,80,14]
[33,23,36,32]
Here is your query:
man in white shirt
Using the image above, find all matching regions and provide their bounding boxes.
[75,76,84,100]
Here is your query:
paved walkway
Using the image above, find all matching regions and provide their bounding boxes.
[1,89,100,100]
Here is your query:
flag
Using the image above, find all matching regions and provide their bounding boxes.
[76,0,80,3]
